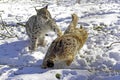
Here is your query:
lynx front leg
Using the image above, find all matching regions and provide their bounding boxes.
[29,36,38,51]
[65,54,74,66]
[54,26,62,37]
[57,29,62,37]
[38,35,46,47]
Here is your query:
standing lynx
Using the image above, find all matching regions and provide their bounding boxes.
[25,5,62,51]
[42,14,88,68]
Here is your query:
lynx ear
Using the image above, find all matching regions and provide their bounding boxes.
[44,5,48,9]
[34,7,38,12]
[71,14,74,20]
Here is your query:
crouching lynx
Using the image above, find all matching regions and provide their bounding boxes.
[25,5,62,51]
[42,14,88,68]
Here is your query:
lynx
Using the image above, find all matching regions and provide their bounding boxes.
[25,5,62,51]
[42,13,88,68]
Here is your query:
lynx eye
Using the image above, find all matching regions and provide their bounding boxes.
[43,15,48,19]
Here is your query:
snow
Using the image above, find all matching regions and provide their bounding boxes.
[0,0,120,80]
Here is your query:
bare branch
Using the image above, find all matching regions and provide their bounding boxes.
[0,15,18,39]
[17,23,26,27]
[107,42,120,48]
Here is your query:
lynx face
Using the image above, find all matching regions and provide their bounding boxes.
[42,14,88,68]
[35,5,52,19]
[26,5,62,51]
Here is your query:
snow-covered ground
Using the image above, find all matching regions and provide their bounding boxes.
[0,0,120,80]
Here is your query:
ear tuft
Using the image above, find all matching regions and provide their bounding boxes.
[45,5,48,9]
[34,7,38,12]
[80,25,83,29]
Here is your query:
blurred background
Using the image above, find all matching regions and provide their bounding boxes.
[0,0,120,5]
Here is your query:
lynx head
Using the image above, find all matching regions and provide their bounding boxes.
[35,5,52,19]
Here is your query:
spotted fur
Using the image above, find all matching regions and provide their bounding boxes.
[42,14,88,68]
[25,5,62,51]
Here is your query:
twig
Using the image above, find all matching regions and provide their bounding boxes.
[107,42,120,48]
[0,15,18,39]
[0,16,13,36]
[17,23,26,27]
[0,33,15,39]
